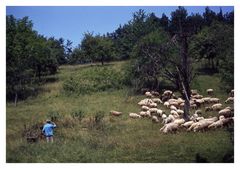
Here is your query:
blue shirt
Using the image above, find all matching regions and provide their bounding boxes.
[42,123,56,136]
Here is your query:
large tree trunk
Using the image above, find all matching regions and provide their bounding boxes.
[181,36,191,121]
[211,58,214,70]
[179,19,191,121]
[37,65,41,81]
[14,92,18,107]
[101,56,104,65]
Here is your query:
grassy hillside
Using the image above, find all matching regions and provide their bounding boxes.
[6,61,234,163]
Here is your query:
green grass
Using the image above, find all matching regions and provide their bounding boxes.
[6,61,234,163]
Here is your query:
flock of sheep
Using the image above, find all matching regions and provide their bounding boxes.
[110,88,234,134]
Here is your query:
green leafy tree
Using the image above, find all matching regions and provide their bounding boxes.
[190,21,233,90]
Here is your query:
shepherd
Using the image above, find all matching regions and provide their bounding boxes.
[42,119,57,143]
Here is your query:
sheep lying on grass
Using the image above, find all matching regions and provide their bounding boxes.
[129,113,141,119]
[110,110,123,116]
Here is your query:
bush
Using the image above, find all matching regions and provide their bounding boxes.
[47,111,61,122]
[87,111,105,131]
[71,110,85,121]
[63,66,125,95]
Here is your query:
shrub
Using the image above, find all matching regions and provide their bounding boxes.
[62,66,125,95]
[87,111,105,131]
[71,110,85,121]
[47,111,61,122]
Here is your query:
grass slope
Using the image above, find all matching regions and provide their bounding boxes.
[6,61,234,163]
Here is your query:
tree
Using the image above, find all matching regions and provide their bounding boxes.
[129,29,172,91]
[190,21,233,90]
[7,15,36,105]
[6,15,65,104]
[203,7,217,26]
[81,32,98,63]
[94,36,115,65]
[159,13,169,31]
[81,33,115,65]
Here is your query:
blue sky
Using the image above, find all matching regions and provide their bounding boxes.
[6,6,234,47]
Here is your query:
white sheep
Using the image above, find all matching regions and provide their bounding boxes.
[110,110,123,116]
[160,122,179,134]
[191,89,198,95]
[168,98,178,103]
[177,98,185,104]
[152,98,162,104]
[212,103,222,111]
[163,90,173,96]
[202,97,211,104]
[190,104,197,109]
[141,105,150,111]
[163,101,170,107]
[196,117,204,121]
[208,116,225,129]
[163,114,175,124]
[195,110,202,115]
[179,102,185,109]
[149,102,157,108]
[146,111,151,117]
[176,109,184,115]
[156,109,163,117]
[138,98,153,106]
[149,108,158,114]
[173,118,185,125]
[145,91,153,98]
[225,97,234,104]
[219,108,233,117]
[229,89,234,97]
[151,91,160,97]
[210,98,220,103]
[193,117,218,132]
[187,117,217,131]
[193,120,213,132]
[192,94,203,99]
[181,121,194,128]
[129,113,141,119]
[170,105,177,111]
[139,111,147,117]
[206,89,214,95]
[170,110,180,119]
[139,111,151,118]
[161,114,167,123]
[152,115,160,123]
[190,113,199,122]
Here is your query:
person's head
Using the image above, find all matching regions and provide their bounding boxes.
[46,119,51,124]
